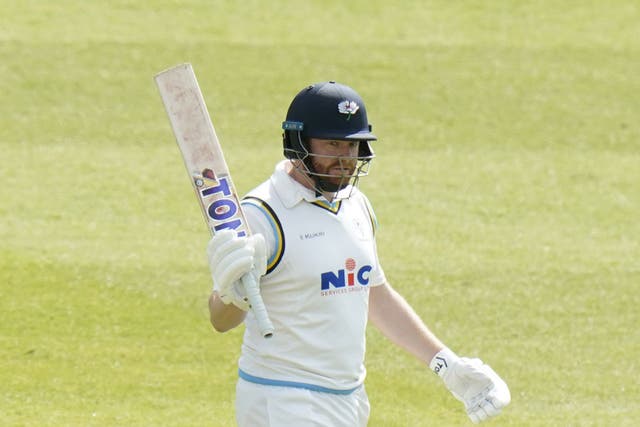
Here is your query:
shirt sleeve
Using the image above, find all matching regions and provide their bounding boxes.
[241,199,282,274]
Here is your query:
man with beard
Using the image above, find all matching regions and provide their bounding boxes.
[206,81,510,426]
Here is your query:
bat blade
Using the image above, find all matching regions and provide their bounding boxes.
[154,63,274,338]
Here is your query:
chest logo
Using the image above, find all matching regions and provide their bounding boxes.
[320,258,372,291]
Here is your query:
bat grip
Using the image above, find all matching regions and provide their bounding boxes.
[241,274,274,338]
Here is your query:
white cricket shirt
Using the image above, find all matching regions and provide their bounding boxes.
[238,160,386,393]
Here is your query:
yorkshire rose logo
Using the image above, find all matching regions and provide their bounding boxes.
[337,100,359,119]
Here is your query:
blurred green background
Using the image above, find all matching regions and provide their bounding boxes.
[1,1,638,425]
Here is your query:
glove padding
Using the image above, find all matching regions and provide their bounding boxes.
[206,229,267,311]
[430,348,510,424]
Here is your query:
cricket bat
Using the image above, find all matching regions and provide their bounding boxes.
[154,63,274,338]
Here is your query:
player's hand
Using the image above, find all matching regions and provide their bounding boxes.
[430,348,511,424]
[206,229,267,311]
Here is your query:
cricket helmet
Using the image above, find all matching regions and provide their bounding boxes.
[281,81,377,196]
[282,81,376,159]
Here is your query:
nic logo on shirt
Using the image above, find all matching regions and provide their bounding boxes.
[320,258,372,291]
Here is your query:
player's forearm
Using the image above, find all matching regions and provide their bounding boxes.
[368,282,445,364]
[208,292,247,332]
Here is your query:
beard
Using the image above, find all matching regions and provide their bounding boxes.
[310,159,356,182]
[308,158,356,193]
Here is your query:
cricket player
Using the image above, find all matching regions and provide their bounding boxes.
[207,81,510,426]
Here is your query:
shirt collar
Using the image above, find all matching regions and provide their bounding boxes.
[270,160,318,208]
[271,160,354,209]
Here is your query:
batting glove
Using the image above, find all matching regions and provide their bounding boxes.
[206,229,267,311]
[430,348,511,424]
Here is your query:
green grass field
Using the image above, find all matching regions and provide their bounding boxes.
[1,1,639,426]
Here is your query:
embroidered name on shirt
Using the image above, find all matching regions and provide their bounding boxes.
[299,231,326,240]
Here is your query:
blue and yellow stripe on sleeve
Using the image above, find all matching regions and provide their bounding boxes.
[241,196,285,274]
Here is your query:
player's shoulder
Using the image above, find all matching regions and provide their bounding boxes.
[349,186,367,200]
[348,186,374,209]
[242,179,281,222]
[244,178,274,201]
[348,187,379,235]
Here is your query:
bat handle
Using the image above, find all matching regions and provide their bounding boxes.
[241,274,274,338]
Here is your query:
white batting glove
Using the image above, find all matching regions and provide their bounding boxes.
[206,229,267,311]
[430,348,511,424]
